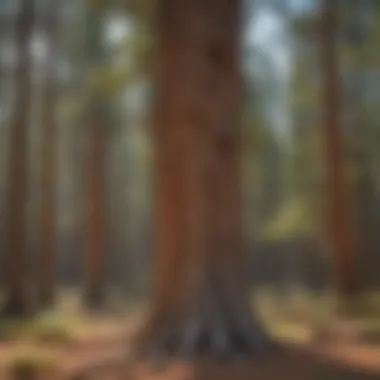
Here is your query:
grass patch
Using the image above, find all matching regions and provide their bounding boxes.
[253,287,380,347]
[28,313,76,344]
[0,312,78,344]
[31,322,74,344]
[269,321,312,343]
[9,353,57,378]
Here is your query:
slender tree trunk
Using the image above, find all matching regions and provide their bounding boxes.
[2,0,35,317]
[38,1,61,308]
[82,2,108,310]
[138,0,267,358]
[320,0,356,298]
[350,54,371,292]
[83,109,107,309]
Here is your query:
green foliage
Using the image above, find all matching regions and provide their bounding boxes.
[260,197,315,241]
[88,66,137,96]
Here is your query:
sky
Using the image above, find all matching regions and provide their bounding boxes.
[245,3,293,143]
[287,0,317,14]
[244,0,316,144]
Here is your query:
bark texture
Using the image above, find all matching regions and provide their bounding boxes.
[320,0,357,297]
[38,1,61,308]
[2,0,35,317]
[138,0,267,358]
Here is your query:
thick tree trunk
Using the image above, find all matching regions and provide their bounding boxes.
[320,0,356,297]
[38,1,61,308]
[138,0,267,358]
[2,0,35,317]
[83,108,107,309]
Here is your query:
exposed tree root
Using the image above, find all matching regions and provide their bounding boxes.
[136,311,275,365]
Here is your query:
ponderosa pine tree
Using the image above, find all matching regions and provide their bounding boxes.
[320,0,357,298]
[137,0,267,357]
[2,0,35,317]
[37,0,61,308]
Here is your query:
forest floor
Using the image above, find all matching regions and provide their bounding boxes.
[1,315,380,379]
[1,294,380,379]
[110,319,380,380]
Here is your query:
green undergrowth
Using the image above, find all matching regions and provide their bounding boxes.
[30,315,75,344]
[253,287,380,344]
[348,292,380,318]
[0,312,77,344]
[254,288,333,322]
[255,287,380,318]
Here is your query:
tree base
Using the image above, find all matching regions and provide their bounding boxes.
[135,313,276,364]
[1,295,31,319]
[83,288,105,310]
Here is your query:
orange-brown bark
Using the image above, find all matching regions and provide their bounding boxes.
[2,0,35,317]
[139,0,267,357]
[38,1,61,308]
[320,0,357,296]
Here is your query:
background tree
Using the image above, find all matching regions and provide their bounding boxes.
[341,0,380,291]
[37,0,62,308]
[82,0,109,309]
[320,0,356,300]
[2,0,35,317]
